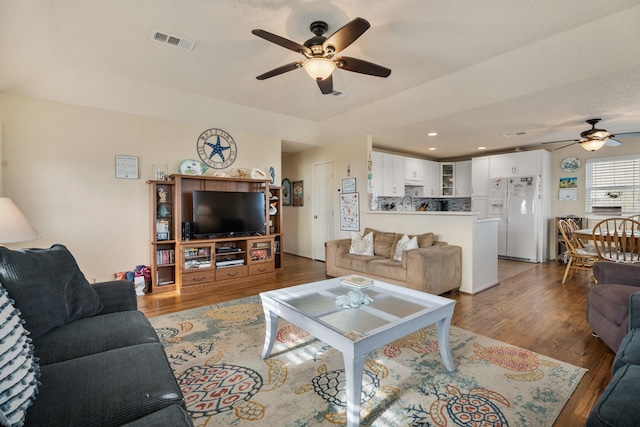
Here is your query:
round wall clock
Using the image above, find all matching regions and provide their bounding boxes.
[561,157,581,172]
[196,128,237,169]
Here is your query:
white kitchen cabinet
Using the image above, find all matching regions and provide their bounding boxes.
[384,153,405,196]
[423,160,440,197]
[371,151,384,196]
[489,150,545,177]
[404,157,424,185]
[471,156,490,196]
[454,160,472,197]
[439,161,471,197]
[440,163,455,197]
[372,151,405,196]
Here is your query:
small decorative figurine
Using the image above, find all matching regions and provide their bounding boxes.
[335,289,373,309]
[157,188,167,203]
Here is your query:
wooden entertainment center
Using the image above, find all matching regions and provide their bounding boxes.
[147,174,282,293]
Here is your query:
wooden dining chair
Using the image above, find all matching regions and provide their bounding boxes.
[566,218,591,249]
[558,219,599,283]
[592,218,640,264]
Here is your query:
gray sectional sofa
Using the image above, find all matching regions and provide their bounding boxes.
[325,228,462,295]
[0,244,193,427]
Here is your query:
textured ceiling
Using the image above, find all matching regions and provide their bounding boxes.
[1,0,639,159]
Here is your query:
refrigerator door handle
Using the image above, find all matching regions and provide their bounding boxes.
[504,188,510,224]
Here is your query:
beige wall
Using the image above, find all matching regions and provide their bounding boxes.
[1,94,281,281]
[4,92,638,277]
[549,140,640,218]
[282,135,370,258]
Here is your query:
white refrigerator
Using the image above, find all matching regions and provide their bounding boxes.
[488,175,543,262]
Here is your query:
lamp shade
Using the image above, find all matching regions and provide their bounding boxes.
[302,58,336,81]
[0,198,39,244]
[579,139,607,151]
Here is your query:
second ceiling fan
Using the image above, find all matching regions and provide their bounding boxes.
[252,17,391,94]
[541,118,640,151]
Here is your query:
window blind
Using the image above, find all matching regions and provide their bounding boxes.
[585,155,640,214]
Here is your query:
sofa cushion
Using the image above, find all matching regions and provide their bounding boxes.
[363,228,397,257]
[588,284,640,327]
[33,310,160,365]
[0,287,40,427]
[613,328,640,374]
[0,245,103,339]
[585,364,640,427]
[393,235,418,261]
[349,232,374,256]
[336,254,385,272]
[367,259,407,282]
[24,342,184,427]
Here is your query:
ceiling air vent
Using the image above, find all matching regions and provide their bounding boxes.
[151,29,196,52]
[502,131,528,138]
[331,90,349,98]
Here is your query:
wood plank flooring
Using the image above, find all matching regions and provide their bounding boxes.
[138,254,613,426]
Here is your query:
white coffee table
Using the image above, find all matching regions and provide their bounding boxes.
[260,277,456,427]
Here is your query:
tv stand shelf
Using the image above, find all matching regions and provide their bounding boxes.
[148,174,283,293]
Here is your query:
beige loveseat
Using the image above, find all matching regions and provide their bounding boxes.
[325,228,462,295]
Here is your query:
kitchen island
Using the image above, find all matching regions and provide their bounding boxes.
[366,210,498,294]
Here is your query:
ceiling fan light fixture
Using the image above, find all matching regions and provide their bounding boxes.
[580,138,607,151]
[302,57,336,80]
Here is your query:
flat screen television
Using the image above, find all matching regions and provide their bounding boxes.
[192,191,266,238]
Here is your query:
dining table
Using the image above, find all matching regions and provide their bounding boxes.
[574,228,640,241]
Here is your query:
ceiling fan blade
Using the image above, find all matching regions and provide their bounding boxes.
[252,29,312,56]
[554,142,579,150]
[335,56,391,77]
[317,75,333,94]
[605,138,623,147]
[256,62,302,80]
[540,139,580,145]
[610,131,640,138]
[323,17,370,54]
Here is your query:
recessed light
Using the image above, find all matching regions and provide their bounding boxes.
[428,147,436,151]
[427,132,438,137]
[477,146,486,150]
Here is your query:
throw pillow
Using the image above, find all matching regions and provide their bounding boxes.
[393,235,418,261]
[392,235,410,261]
[349,232,374,256]
[416,232,435,248]
[0,286,40,426]
[0,244,103,339]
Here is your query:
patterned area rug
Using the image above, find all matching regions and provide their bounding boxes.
[149,296,586,426]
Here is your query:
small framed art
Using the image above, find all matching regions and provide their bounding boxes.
[293,180,304,207]
[282,179,292,206]
[342,177,356,193]
[115,155,139,179]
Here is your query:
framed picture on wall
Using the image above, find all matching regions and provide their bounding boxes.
[282,179,292,206]
[293,181,304,207]
[340,192,360,231]
[342,177,356,193]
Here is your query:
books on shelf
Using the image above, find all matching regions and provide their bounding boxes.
[340,275,374,288]
[156,249,175,265]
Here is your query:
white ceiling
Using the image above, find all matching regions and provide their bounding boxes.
[1,0,639,159]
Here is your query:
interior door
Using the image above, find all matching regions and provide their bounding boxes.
[313,162,334,261]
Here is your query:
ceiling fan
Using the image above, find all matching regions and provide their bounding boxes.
[541,118,640,151]
[252,17,391,94]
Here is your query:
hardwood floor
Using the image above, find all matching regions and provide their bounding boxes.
[138,254,612,426]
